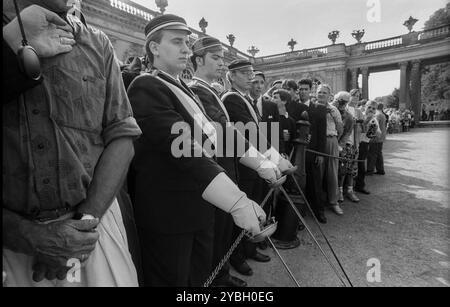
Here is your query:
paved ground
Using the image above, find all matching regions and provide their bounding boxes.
[232,127,450,287]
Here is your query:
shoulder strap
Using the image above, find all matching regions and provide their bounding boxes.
[193,81,231,122]
[222,91,259,124]
[155,75,217,157]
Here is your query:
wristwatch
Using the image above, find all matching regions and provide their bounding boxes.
[73,212,96,220]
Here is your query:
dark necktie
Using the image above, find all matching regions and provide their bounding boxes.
[248,96,262,121]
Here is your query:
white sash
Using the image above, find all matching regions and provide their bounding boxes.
[222,91,259,124]
[191,78,231,122]
[156,76,217,153]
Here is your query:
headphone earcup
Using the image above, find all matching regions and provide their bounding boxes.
[17,45,42,81]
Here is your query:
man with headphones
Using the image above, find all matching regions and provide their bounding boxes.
[3,0,142,286]
[3,4,76,101]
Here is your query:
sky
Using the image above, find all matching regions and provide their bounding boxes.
[132,0,447,98]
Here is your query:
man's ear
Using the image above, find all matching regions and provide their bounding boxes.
[149,41,159,57]
[196,56,204,68]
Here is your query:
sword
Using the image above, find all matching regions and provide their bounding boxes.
[278,185,350,287]
[286,171,354,287]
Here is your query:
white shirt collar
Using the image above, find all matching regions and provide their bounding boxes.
[192,76,211,86]
[302,99,310,107]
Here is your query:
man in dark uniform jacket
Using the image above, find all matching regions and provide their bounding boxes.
[286,79,328,223]
[249,71,283,153]
[188,37,281,287]
[222,60,294,276]
[127,15,267,287]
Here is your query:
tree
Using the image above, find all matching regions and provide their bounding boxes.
[421,3,450,114]
[424,2,450,29]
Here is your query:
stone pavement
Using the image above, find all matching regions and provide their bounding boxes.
[230,127,450,287]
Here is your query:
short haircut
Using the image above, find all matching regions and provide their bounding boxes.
[190,44,223,71]
[350,88,361,97]
[271,80,283,87]
[273,89,291,104]
[298,78,313,89]
[254,71,266,81]
[366,100,378,108]
[145,30,165,65]
[281,79,298,91]
[377,103,384,110]
[317,83,332,94]
[190,54,204,71]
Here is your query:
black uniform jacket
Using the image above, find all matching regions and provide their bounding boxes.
[189,78,241,183]
[260,97,284,153]
[222,89,270,182]
[287,100,327,154]
[127,70,224,234]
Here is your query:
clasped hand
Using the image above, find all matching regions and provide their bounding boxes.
[30,218,99,282]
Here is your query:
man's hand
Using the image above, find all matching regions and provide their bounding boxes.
[32,250,91,282]
[278,156,294,173]
[30,218,100,261]
[257,159,281,183]
[3,5,76,58]
[230,197,266,236]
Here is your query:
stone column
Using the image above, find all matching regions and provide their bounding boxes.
[399,61,409,110]
[361,67,369,100]
[410,60,422,118]
[350,68,358,91]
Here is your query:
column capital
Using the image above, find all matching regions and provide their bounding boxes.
[361,66,369,74]
[399,61,409,68]
[411,59,421,67]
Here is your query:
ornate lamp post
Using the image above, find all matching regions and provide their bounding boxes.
[199,17,208,34]
[328,30,340,45]
[155,0,168,15]
[403,16,418,33]
[351,29,365,44]
[226,34,236,47]
[287,38,297,52]
[247,45,260,57]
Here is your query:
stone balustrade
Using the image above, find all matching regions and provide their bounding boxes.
[364,36,403,51]
[108,0,153,21]
[254,46,328,64]
[418,24,450,41]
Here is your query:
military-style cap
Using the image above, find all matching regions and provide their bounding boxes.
[145,14,191,39]
[228,59,253,71]
[192,36,223,55]
[254,71,265,81]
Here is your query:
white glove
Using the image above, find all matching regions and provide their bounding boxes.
[264,147,294,173]
[202,173,265,235]
[239,146,281,183]
[230,197,266,236]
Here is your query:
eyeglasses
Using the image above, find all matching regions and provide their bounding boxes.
[337,99,348,105]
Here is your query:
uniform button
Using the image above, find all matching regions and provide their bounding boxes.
[32,109,40,115]
[82,76,88,81]
[37,143,45,149]
[43,178,50,184]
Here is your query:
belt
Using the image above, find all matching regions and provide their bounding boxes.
[327,135,338,137]
[32,206,76,223]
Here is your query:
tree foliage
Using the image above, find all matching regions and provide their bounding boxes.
[424,2,450,29]
[421,3,450,112]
